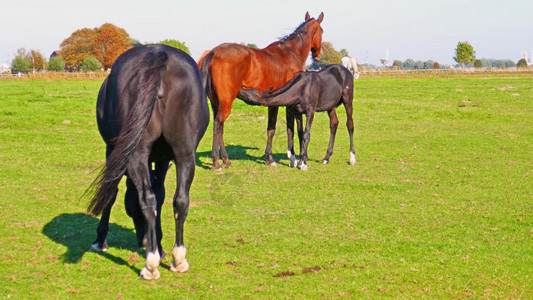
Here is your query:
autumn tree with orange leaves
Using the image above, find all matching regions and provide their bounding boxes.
[60,23,130,70]
[94,23,131,69]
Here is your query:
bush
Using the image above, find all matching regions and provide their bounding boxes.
[517,58,528,69]
[159,39,191,55]
[48,56,65,71]
[474,59,483,68]
[12,56,31,73]
[80,56,101,71]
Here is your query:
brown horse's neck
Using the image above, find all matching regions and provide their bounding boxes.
[281,35,312,69]
[264,26,314,72]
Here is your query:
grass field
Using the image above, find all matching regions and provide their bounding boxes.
[0,75,531,298]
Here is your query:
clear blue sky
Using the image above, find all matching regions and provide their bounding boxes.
[1,0,532,66]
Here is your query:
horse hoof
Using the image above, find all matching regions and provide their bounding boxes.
[265,160,277,167]
[139,267,161,280]
[350,152,357,166]
[322,160,329,164]
[171,259,190,273]
[298,164,308,171]
[222,160,232,168]
[89,241,108,252]
[171,245,189,273]
[211,165,222,171]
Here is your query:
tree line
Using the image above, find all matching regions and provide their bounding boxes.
[10,23,191,73]
[311,41,527,70]
[9,28,528,73]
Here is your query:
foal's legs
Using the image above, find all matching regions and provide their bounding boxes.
[264,107,279,166]
[286,110,297,167]
[343,95,357,166]
[298,111,315,171]
[170,153,196,273]
[322,108,339,164]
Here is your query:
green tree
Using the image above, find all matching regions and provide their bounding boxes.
[403,59,415,69]
[159,39,190,55]
[48,56,65,71]
[319,41,342,65]
[517,58,528,68]
[453,41,476,68]
[339,48,349,57]
[11,56,31,73]
[423,60,435,69]
[80,56,101,71]
[474,59,483,68]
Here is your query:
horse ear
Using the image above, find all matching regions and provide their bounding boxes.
[305,12,310,21]
[317,12,324,24]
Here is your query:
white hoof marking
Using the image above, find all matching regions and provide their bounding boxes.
[350,152,357,166]
[140,267,160,280]
[89,241,108,252]
[288,156,296,168]
[171,245,189,273]
[140,251,161,280]
[287,150,292,159]
[322,160,329,164]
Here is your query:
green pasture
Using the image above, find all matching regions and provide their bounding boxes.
[0,75,531,298]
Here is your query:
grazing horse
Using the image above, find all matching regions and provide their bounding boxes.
[198,12,324,170]
[238,64,356,170]
[341,56,360,79]
[87,44,209,280]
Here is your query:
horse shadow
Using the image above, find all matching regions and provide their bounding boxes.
[195,144,290,169]
[42,213,141,273]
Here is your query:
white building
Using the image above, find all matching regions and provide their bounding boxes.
[0,63,10,73]
[520,50,533,66]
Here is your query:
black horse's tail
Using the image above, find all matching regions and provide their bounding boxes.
[87,50,168,216]
[200,51,216,102]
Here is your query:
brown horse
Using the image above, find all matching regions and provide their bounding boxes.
[198,12,324,170]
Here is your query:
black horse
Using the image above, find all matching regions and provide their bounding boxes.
[238,64,356,170]
[86,44,209,280]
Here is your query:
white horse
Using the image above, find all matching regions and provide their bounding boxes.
[341,56,360,79]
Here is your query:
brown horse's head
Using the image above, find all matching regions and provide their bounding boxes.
[305,12,324,61]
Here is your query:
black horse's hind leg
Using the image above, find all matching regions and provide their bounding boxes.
[125,161,168,258]
[124,177,145,248]
[170,153,195,273]
[127,148,161,280]
[90,189,116,252]
[322,108,339,164]
[152,161,170,258]
[264,106,279,166]
[90,145,117,252]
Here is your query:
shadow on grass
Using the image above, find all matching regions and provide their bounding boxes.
[42,213,141,274]
[195,144,290,169]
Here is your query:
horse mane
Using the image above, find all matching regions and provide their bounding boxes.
[278,19,313,42]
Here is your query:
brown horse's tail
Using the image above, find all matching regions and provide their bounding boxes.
[87,49,168,216]
[199,51,216,102]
